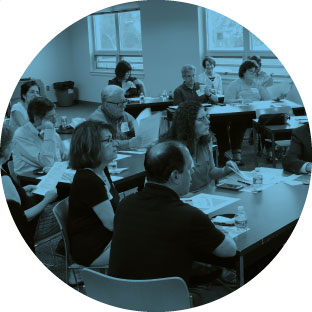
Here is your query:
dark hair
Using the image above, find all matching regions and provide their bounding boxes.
[168,100,210,155]
[0,125,13,158]
[21,80,39,102]
[69,120,114,170]
[247,55,262,67]
[27,97,55,123]
[115,60,132,80]
[239,60,259,78]
[144,141,186,183]
[202,57,216,68]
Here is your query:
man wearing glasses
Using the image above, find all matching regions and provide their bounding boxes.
[89,85,142,150]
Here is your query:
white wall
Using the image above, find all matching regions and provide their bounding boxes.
[22,27,74,102]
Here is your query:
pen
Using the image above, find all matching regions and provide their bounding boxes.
[238,179,252,185]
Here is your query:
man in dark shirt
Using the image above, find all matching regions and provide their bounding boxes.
[173,64,218,106]
[282,123,312,174]
[109,141,237,305]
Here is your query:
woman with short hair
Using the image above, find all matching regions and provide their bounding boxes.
[198,57,223,95]
[68,120,119,266]
[167,100,238,191]
[108,60,145,98]
[9,80,40,132]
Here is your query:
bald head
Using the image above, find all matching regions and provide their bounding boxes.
[101,85,125,104]
[144,141,190,184]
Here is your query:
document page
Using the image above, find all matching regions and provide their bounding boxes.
[32,161,68,196]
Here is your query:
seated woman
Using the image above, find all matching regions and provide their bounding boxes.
[198,57,223,96]
[167,100,238,191]
[247,55,274,88]
[67,120,120,266]
[9,80,40,132]
[109,60,145,98]
[223,60,271,164]
[1,125,58,252]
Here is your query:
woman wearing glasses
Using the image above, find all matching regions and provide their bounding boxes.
[109,60,145,98]
[68,120,119,266]
[167,100,237,191]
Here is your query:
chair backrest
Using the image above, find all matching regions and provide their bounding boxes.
[52,197,72,263]
[256,106,293,118]
[82,268,192,311]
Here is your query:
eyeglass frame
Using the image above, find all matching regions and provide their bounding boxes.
[106,99,129,107]
[196,114,210,123]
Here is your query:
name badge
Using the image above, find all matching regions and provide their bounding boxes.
[196,89,204,97]
[121,122,130,133]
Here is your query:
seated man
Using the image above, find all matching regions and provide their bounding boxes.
[89,85,142,150]
[109,141,237,306]
[12,97,67,175]
[282,123,312,174]
[173,64,218,106]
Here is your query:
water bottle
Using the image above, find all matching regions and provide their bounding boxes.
[235,206,248,230]
[253,168,263,192]
[139,92,145,104]
[161,90,168,101]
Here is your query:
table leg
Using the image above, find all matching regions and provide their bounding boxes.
[253,122,258,167]
[236,255,245,287]
[272,133,276,168]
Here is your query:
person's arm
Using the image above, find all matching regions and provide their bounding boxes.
[258,85,271,100]
[134,79,146,95]
[24,188,58,221]
[282,131,307,173]
[224,81,238,103]
[212,235,237,257]
[2,175,21,204]
[13,125,58,170]
[11,110,27,128]
[173,88,184,106]
[92,200,115,231]
[216,74,223,95]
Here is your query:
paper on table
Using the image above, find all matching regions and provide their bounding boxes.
[110,175,123,182]
[108,168,128,174]
[228,166,251,181]
[215,224,250,239]
[136,108,152,125]
[33,162,68,196]
[134,111,162,147]
[181,193,240,214]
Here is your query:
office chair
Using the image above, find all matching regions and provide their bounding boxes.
[82,268,192,311]
[53,198,108,289]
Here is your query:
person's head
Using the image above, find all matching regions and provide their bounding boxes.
[169,100,210,155]
[144,141,193,196]
[21,81,40,104]
[0,125,13,165]
[101,85,128,119]
[27,97,56,127]
[69,120,117,170]
[238,60,259,80]
[115,60,132,81]
[202,57,216,75]
[247,55,262,71]
[181,64,196,87]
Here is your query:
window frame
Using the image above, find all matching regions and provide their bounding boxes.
[88,9,144,78]
[202,8,290,79]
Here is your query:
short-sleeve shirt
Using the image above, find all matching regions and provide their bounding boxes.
[108,183,225,284]
[68,168,118,266]
[9,102,28,132]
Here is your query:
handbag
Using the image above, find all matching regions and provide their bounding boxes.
[258,113,290,126]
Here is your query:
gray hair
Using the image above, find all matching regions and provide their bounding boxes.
[101,85,125,103]
[181,64,196,77]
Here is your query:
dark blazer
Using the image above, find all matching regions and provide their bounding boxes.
[282,123,312,173]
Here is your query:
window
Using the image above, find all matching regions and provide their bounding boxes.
[88,9,144,75]
[204,9,289,77]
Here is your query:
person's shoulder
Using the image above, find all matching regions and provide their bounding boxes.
[174,84,184,92]
[294,124,310,137]
[13,123,29,138]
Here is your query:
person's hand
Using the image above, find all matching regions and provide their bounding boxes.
[224,160,239,174]
[126,81,136,90]
[129,136,143,149]
[43,188,58,204]
[306,163,312,173]
[23,184,37,196]
[43,166,51,173]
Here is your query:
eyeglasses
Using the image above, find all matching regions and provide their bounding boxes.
[106,100,128,107]
[246,69,257,74]
[100,137,114,144]
[196,114,210,122]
